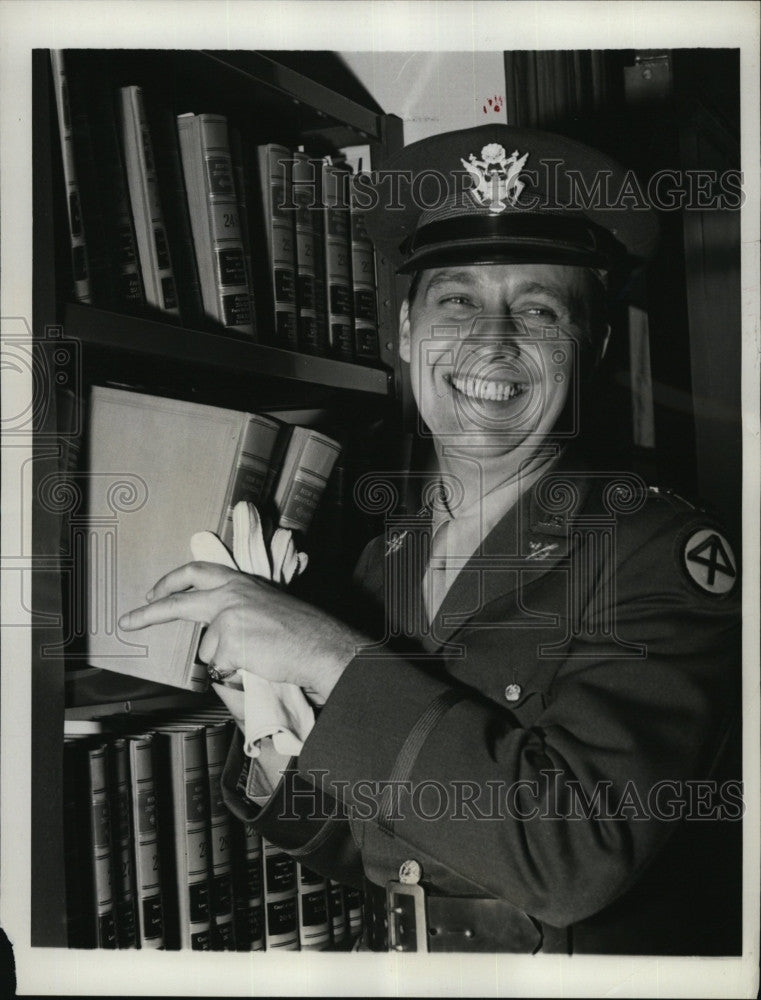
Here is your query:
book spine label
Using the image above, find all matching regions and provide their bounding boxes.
[258,145,298,350]
[292,154,327,356]
[350,205,380,363]
[108,739,138,947]
[118,86,180,316]
[262,839,299,950]
[50,51,91,303]
[297,864,330,950]
[128,736,165,948]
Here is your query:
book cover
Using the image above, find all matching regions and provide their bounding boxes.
[84,386,280,691]
[271,425,342,536]
[117,85,181,319]
[108,738,139,948]
[350,186,381,365]
[296,864,330,951]
[262,838,299,951]
[125,734,165,948]
[177,113,256,338]
[321,161,355,362]
[231,820,265,952]
[328,879,348,946]
[292,152,327,356]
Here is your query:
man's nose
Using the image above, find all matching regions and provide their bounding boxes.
[461,314,528,356]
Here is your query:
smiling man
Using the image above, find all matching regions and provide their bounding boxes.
[120,125,741,955]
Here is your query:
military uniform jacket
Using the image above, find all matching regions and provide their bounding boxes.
[222,469,742,955]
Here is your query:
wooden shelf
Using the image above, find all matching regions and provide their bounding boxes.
[65,303,394,397]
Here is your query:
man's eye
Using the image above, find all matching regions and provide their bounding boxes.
[439,295,475,306]
[518,305,558,321]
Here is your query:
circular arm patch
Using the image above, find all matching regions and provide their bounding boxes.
[683,528,737,595]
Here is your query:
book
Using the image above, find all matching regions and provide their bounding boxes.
[125,734,165,948]
[271,425,342,536]
[292,152,327,356]
[262,839,299,950]
[62,737,118,948]
[343,885,364,940]
[49,50,91,303]
[84,386,281,690]
[231,821,265,952]
[108,738,138,947]
[177,113,256,338]
[296,864,330,951]
[151,725,212,950]
[349,186,381,365]
[64,51,144,313]
[229,125,258,339]
[321,161,355,362]
[117,85,181,319]
[328,879,348,946]
[142,96,205,330]
[256,144,298,350]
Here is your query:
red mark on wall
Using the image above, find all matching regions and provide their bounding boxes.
[483,95,504,114]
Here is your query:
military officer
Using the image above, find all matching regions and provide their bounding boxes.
[120,125,741,955]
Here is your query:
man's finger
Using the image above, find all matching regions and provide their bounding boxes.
[146,561,237,602]
[118,588,225,630]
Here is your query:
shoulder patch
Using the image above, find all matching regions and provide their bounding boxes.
[682,528,737,595]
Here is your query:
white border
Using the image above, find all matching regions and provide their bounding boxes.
[1,1,759,996]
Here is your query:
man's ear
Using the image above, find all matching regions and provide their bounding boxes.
[398,299,411,364]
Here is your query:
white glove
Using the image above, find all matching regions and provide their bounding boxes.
[190,501,314,758]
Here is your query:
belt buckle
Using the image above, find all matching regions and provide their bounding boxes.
[386,880,427,952]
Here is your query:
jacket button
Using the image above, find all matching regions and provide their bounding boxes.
[504,683,522,702]
[398,859,422,884]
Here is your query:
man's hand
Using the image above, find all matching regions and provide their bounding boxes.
[118,562,367,706]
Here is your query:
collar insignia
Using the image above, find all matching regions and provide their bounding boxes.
[461,144,530,213]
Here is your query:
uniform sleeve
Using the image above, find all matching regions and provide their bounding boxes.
[297,507,741,926]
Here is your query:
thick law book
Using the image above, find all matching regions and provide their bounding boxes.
[117,85,181,319]
[64,50,144,313]
[321,161,355,362]
[177,113,256,338]
[349,186,381,365]
[328,879,348,946]
[256,144,298,350]
[62,736,118,949]
[108,738,139,948]
[151,725,213,950]
[292,152,327,356]
[271,425,342,536]
[296,864,330,951]
[231,820,265,952]
[125,734,165,948]
[343,885,364,940]
[49,50,91,303]
[84,386,281,690]
[262,838,299,951]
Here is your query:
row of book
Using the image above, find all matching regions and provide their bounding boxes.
[50,50,383,366]
[64,709,364,950]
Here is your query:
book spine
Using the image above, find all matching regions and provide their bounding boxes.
[231,821,265,951]
[273,428,342,535]
[156,729,212,950]
[262,839,299,950]
[117,85,180,318]
[321,163,355,362]
[219,413,281,550]
[49,50,92,303]
[292,153,327,356]
[350,193,380,365]
[328,879,348,946]
[108,738,138,947]
[229,125,258,341]
[343,885,364,940]
[296,864,330,951]
[257,144,298,350]
[127,735,165,948]
[178,114,255,337]
[63,740,118,948]
[202,722,236,950]
[143,98,204,329]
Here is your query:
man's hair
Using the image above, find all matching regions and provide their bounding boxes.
[406,266,609,349]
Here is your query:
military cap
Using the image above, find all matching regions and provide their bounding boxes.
[361,124,659,273]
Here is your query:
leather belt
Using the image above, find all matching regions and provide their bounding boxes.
[362,878,545,953]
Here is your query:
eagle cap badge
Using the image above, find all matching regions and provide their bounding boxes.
[461,143,530,213]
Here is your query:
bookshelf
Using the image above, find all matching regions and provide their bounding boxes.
[31,48,404,947]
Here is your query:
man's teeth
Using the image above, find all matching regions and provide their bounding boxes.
[450,374,526,401]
